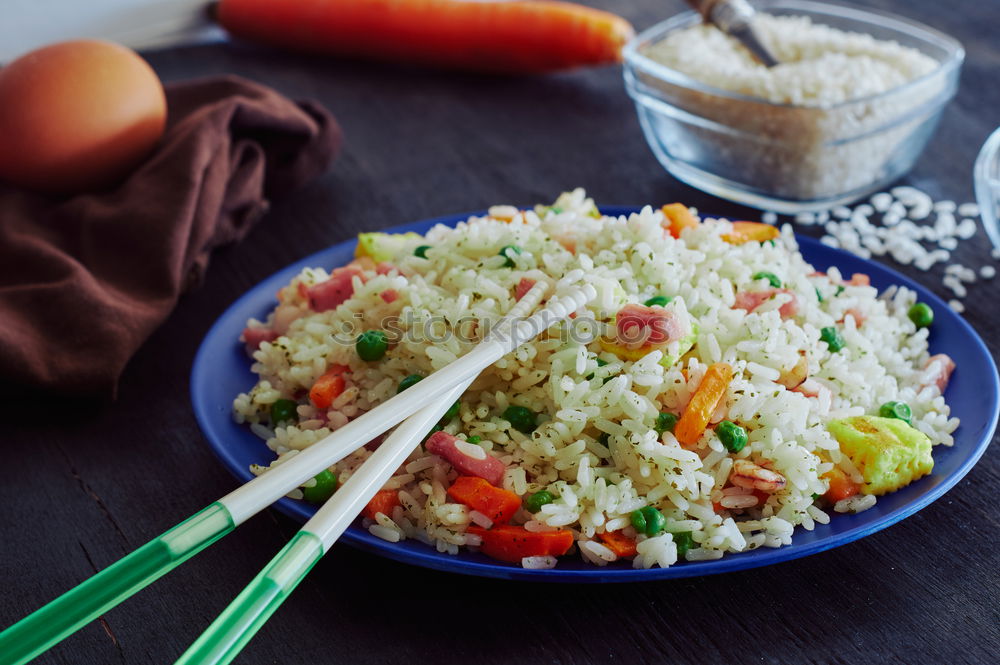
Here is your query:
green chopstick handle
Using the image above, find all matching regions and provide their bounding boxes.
[174,531,323,665]
[0,502,235,665]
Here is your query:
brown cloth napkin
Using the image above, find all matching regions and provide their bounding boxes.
[0,75,342,398]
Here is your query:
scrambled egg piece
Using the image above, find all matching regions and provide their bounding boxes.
[598,323,698,368]
[827,416,934,495]
[355,231,421,263]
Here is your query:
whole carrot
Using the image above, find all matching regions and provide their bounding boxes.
[215,0,634,73]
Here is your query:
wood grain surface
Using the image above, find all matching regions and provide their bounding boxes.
[2,1,997,663]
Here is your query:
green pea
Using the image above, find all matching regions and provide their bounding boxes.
[498,245,522,267]
[673,531,695,559]
[440,400,461,422]
[655,412,678,434]
[630,509,646,533]
[503,405,536,433]
[878,401,912,425]
[820,326,845,353]
[397,374,423,393]
[356,330,389,361]
[753,271,782,288]
[815,287,823,303]
[644,295,672,307]
[414,245,431,258]
[716,420,747,453]
[270,399,298,425]
[908,302,934,329]
[525,490,555,513]
[630,506,666,536]
[466,435,482,445]
[302,470,338,504]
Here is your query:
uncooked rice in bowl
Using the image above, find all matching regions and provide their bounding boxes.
[630,12,953,201]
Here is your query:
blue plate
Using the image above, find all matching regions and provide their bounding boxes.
[191,207,998,582]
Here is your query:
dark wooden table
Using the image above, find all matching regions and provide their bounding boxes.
[4,1,998,663]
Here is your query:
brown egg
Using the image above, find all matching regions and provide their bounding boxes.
[0,40,167,194]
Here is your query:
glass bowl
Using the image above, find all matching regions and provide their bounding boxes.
[974,126,1000,252]
[622,0,964,213]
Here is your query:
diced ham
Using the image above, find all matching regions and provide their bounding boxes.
[380,289,399,303]
[365,432,388,451]
[272,303,305,334]
[425,431,505,486]
[733,289,799,319]
[375,262,396,275]
[615,303,689,347]
[515,278,537,301]
[923,354,955,394]
[843,307,867,326]
[241,326,278,355]
[305,265,365,312]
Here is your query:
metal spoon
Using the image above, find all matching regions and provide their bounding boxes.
[685,0,780,67]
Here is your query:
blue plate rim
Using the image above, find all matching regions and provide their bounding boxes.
[191,206,998,582]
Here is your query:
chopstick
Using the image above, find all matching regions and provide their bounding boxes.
[171,279,558,665]
[175,380,472,665]
[0,281,594,665]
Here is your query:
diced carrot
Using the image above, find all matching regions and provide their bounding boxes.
[309,364,350,409]
[661,203,699,238]
[467,524,574,564]
[675,362,733,446]
[822,466,860,503]
[447,476,521,524]
[597,530,637,558]
[846,273,870,286]
[216,0,634,74]
[362,489,401,520]
[721,221,780,245]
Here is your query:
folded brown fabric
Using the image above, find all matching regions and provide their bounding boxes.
[0,75,342,398]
